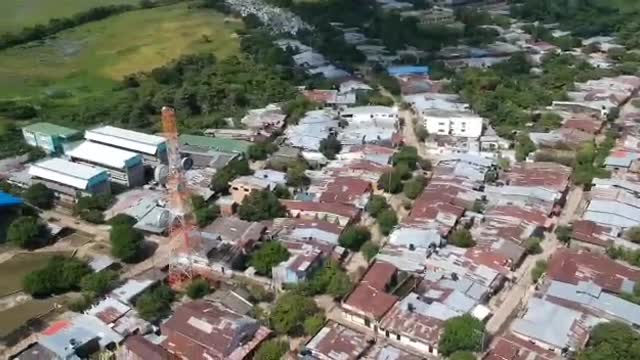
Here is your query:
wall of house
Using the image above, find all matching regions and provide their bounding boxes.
[424,115,483,138]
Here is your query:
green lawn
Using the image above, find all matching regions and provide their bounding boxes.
[0,2,242,101]
[0,252,70,296]
[0,0,139,33]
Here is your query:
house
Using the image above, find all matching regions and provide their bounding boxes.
[179,134,251,155]
[505,162,572,194]
[388,227,443,250]
[303,322,372,360]
[317,177,372,209]
[203,217,265,250]
[423,110,483,138]
[484,333,558,360]
[123,335,175,360]
[272,243,324,289]
[241,104,286,136]
[604,150,640,171]
[510,298,594,355]
[281,200,361,226]
[405,190,465,235]
[85,126,167,166]
[160,300,270,360]
[67,141,145,188]
[293,51,326,68]
[28,158,111,204]
[339,106,398,123]
[387,66,430,77]
[342,262,399,331]
[268,217,344,246]
[569,220,639,251]
[229,176,277,204]
[22,122,80,154]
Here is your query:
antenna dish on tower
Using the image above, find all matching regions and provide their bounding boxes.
[154,165,169,185]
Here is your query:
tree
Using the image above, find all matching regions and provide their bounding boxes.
[377,169,403,194]
[211,158,253,194]
[525,237,543,255]
[136,285,174,322]
[250,241,290,276]
[377,209,398,236]
[194,206,218,227]
[238,190,286,221]
[7,216,44,249]
[269,292,319,335]
[304,314,325,336]
[326,269,353,298]
[23,183,54,209]
[319,134,342,160]
[286,160,310,188]
[23,256,91,297]
[531,259,547,283]
[273,185,291,199]
[367,195,389,217]
[392,146,419,170]
[555,225,572,244]
[579,321,640,360]
[515,133,536,161]
[415,124,429,142]
[625,226,640,243]
[449,229,476,248]
[449,351,476,360]
[403,175,425,199]
[186,279,211,299]
[110,223,144,263]
[248,142,278,161]
[361,241,380,261]
[439,314,485,356]
[339,226,371,251]
[80,270,119,296]
[472,199,485,213]
[255,339,289,360]
[109,213,137,227]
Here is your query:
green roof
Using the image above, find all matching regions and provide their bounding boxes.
[22,122,79,138]
[179,134,251,154]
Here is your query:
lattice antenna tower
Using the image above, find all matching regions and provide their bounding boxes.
[161,106,198,284]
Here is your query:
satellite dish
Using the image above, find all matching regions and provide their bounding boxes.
[181,157,194,171]
[156,209,170,227]
[154,165,169,185]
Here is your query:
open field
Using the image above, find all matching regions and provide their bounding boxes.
[0,2,243,101]
[0,296,63,338]
[0,252,70,296]
[0,0,139,33]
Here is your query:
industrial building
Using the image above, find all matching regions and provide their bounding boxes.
[22,122,80,154]
[67,141,145,188]
[28,158,111,204]
[85,126,167,166]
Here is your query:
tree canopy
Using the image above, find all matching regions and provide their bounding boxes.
[377,209,398,236]
[23,256,92,297]
[339,226,371,251]
[439,314,485,356]
[377,169,403,194]
[367,195,390,217]
[255,339,289,360]
[7,216,45,249]
[250,241,290,276]
[269,291,320,335]
[319,134,342,160]
[307,262,353,299]
[248,142,278,161]
[135,285,175,322]
[361,241,380,261]
[186,278,211,299]
[238,190,286,221]
[23,183,55,209]
[403,175,425,199]
[579,321,640,360]
[211,158,253,194]
[449,229,476,248]
[80,270,119,297]
[110,223,144,263]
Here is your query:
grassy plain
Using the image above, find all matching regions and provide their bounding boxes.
[0,0,139,33]
[0,2,242,101]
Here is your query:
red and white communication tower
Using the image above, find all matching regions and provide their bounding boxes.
[161,106,198,285]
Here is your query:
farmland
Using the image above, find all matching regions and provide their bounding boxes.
[0,2,243,102]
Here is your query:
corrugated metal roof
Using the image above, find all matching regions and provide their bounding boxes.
[67,141,142,169]
[511,298,580,349]
[29,158,107,190]
[22,122,79,138]
[179,134,251,154]
[86,126,165,155]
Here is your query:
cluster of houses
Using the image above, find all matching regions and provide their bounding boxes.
[223,0,311,35]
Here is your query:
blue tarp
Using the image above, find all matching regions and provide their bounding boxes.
[0,191,23,208]
[387,66,430,77]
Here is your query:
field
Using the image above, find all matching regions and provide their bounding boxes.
[0,252,69,296]
[0,297,61,338]
[0,2,243,101]
[0,0,139,33]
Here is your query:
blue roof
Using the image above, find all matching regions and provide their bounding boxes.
[387,66,429,76]
[0,192,22,208]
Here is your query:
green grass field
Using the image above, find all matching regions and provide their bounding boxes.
[0,252,70,296]
[0,0,139,33]
[0,2,242,101]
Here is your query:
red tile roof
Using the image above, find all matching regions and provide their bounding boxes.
[281,200,361,219]
[546,248,640,293]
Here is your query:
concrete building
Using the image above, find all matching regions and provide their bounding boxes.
[424,110,483,138]
[339,106,398,123]
[22,122,80,154]
[29,158,110,204]
[303,322,372,360]
[85,126,167,165]
[67,141,145,188]
[229,176,276,204]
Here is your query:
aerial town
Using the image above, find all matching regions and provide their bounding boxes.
[0,0,639,360]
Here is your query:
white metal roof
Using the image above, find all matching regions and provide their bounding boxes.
[29,158,107,190]
[85,126,165,155]
[67,141,141,169]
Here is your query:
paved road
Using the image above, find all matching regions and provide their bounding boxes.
[485,186,583,334]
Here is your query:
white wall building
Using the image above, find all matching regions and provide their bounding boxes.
[85,126,167,165]
[339,106,398,123]
[423,110,483,138]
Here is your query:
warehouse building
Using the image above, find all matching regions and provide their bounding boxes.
[22,122,80,154]
[29,158,110,204]
[67,141,145,188]
[85,126,167,166]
